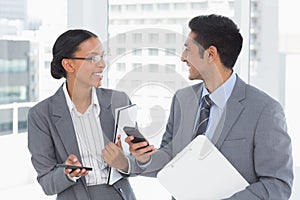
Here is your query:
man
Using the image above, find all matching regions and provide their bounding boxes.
[125,14,293,199]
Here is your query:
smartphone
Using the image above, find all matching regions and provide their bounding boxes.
[123,126,152,153]
[123,126,148,143]
[56,164,93,172]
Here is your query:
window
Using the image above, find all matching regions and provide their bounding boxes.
[117,33,126,43]
[111,5,121,12]
[165,48,176,56]
[148,48,159,56]
[132,63,142,72]
[132,33,142,43]
[116,63,126,72]
[0,108,12,136]
[174,3,187,10]
[0,86,28,104]
[0,59,27,73]
[165,33,176,44]
[148,33,159,43]
[126,4,136,11]
[148,64,159,72]
[132,48,142,56]
[44,61,51,69]
[141,4,153,11]
[116,48,126,55]
[18,107,30,133]
[191,2,208,10]
[158,3,169,11]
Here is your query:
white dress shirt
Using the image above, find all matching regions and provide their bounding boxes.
[194,72,237,140]
[63,83,108,185]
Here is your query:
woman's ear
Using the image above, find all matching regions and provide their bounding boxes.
[61,58,75,73]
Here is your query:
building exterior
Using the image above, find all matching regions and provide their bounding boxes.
[0,39,38,135]
[0,0,27,35]
[0,0,41,136]
[0,0,27,20]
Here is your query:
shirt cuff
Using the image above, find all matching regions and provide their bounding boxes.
[118,156,131,175]
[136,156,152,169]
[66,173,81,182]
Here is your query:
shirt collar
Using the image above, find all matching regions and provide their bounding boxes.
[201,72,237,110]
[63,82,100,115]
[91,87,100,115]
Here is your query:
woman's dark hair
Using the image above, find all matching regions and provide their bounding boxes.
[50,29,98,79]
[188,14,243,69]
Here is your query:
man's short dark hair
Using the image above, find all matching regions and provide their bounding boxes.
[189,14,243,69]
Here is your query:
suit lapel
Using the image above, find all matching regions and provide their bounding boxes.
[215,76,246,149]
[51,87,82,160]
[52,87,114,155]
[174,83,203,154]
[189,83,203,136]
[51,86,89,195]
[97,89,115,145]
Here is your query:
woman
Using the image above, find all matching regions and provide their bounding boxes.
[28,29,136,200]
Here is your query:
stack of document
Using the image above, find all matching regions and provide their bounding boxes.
[157,135,249,199]
[107,104,138,185]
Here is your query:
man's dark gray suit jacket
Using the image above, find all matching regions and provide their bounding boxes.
[129,75,293,200]
[28,86,135,200]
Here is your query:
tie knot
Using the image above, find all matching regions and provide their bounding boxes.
[202,95,213,109]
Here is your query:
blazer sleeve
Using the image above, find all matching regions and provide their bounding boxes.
[28,105,76,195]
[129,92,178,176]
[225,101,293,200]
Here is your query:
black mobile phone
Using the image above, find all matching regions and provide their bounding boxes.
[123,126,152,153]
[123,126,148,144]
[56,164,93,172]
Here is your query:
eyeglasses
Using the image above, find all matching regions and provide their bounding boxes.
[67,53,107,64]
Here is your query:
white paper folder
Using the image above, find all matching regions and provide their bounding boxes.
[157,135,249,200]
[107,104,138,185]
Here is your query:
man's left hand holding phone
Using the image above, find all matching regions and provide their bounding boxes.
[56,154,92,182]
[124,127,157,165]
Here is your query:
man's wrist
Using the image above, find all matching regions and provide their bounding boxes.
[136,155,152,168]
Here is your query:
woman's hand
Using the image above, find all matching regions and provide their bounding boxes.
[102,135,129,172]
[64,154,89,178]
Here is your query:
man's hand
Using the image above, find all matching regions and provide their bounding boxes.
[125,136,157,164]
[64,154,89,178]
[102,135,129,172]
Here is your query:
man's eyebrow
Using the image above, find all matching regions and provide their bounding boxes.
[90,51,104,55]
[184,43,187,47]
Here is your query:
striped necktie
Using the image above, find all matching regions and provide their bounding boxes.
[194,95,214,137]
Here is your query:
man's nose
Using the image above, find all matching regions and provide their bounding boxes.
[181,50,187,62]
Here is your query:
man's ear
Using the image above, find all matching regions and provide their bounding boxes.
[61,58,75,73]
[207,46,218,60]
